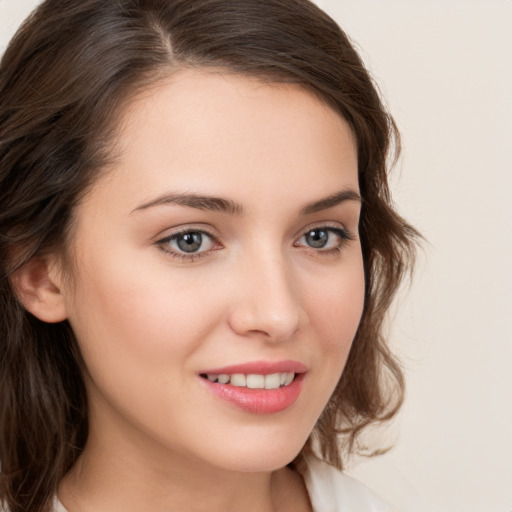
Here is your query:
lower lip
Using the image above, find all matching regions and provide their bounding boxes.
[201,373,305,414]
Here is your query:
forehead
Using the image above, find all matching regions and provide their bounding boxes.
[84,69,358,216]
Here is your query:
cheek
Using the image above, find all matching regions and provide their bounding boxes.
[63,254,229,437]
[301,251,365,407]
[307,256,365,349]
[288,254,365,437]
[64,248,225,376]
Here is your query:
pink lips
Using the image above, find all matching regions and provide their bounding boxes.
[199,360,307,414]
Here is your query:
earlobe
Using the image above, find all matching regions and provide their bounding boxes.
[10,255,68,323]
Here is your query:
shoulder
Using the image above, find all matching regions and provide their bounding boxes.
[303,456,393,512]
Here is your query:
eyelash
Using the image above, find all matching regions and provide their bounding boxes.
[155,225,355,262]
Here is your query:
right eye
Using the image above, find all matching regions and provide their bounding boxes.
[156,229,218,259]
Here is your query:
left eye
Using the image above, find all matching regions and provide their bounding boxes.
[297,228,348,250]
[163,231,215,254]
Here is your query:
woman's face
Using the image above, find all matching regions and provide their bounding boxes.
[61,70,364,473]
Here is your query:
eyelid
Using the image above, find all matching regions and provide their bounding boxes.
[294,224,356,251]
[295,221,353,239]
[155,226,222,260]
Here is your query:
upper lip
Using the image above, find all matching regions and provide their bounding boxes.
[199,360,307,375]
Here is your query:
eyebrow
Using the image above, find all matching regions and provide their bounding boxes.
[131,193,244,215]
[300,189,361,215]
[131,188,361,216]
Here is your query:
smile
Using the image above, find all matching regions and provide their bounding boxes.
[201,372,295,389]
[199,361,307,414]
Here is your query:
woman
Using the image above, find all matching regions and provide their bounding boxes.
[0,0,418,511]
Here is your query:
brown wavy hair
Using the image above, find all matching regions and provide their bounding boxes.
[0,0,418,510]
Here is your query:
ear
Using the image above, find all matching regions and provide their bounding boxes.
[10,255,68,323]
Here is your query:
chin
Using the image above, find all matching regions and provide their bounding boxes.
[200,430,308,474]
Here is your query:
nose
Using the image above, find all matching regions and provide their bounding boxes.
[228,252,304,342]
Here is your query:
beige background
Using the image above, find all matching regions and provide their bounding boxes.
[1,1,511,511]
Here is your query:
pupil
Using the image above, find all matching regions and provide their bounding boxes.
[306,229,328,248]
[177,232,202,253]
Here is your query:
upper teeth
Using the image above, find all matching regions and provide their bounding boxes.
[205,372,295,389]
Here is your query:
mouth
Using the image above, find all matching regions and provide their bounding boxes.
[198,361,307,414]
[200,372,296,389]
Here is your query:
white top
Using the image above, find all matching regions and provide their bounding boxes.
[52,457,392,512]
[304,456,392,511]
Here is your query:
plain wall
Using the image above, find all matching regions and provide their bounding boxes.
[1,1,511,511]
